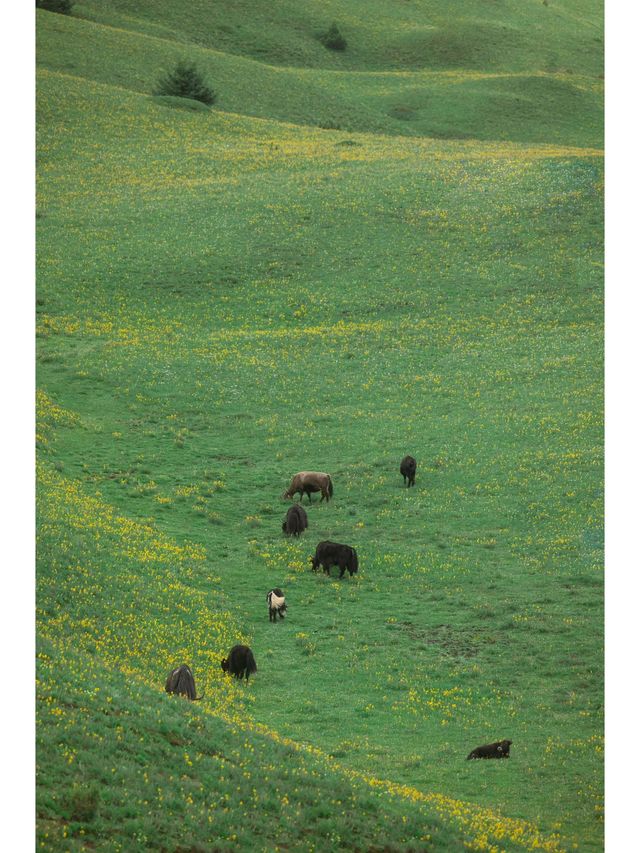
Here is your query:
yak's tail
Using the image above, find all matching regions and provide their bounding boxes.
[328,476,334,498]
[194,691,205,701]
[247,649,258,674]
[352,549,359,573]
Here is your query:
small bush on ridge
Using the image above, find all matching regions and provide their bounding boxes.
[36,0,74,12]
[153,62,217,106]
[320,23,347,52]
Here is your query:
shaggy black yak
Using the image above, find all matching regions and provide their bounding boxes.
[466,739,512,760]
[221,645,257,681]
[311,541,358,578]
[164,665,204,700]
[400,455,417,487]
[282,504,308,536]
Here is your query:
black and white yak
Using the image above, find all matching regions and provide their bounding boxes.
[164,664,204,700]
[400,455,417,487]
[282,504,308,536]
[311,540,358,578]
[283,471,333,503]
[266,588,287,622]
[466,739,512,760]
[221,645,258,681]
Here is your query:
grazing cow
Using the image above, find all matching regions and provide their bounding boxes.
[267,588,287,622]
[466,739,512,760]
[283,471,333,503]
[311,540,358,578]
[164,664,204,701]
[221,645,257,681]
[282,504,308,536]
[400,455,417,487]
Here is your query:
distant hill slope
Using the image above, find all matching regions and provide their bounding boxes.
[37,1,603,146]
[70,0,604,75]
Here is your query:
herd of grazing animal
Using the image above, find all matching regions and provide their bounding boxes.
[164,455,512,761]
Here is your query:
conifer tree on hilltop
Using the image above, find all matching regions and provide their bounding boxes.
[154,62,217,106]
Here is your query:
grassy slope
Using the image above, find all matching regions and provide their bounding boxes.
[37,2,603,851]
[75,0,603,75]
[38,6,603,146]
[38,639,468,852]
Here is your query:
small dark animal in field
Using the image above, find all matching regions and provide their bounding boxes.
[267,588,287,622]
[466,739,512,760]
[282,503,308,536]
[221,645,257,681]
[311,540,358,578]
[400,455,417,487]
[164,664,204,700]
[283,471,333,503]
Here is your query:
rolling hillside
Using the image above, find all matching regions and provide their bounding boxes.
[38,1,603,146]
[37,2,603,850]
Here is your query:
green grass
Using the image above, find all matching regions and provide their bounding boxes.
[37,1,603,850]
[38,638,469,852]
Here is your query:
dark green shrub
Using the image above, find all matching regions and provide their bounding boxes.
[36,0,74,11]
[317,119,343,130]
[67,785,99,822]
[153,62,217,107]
[320,23,347,52]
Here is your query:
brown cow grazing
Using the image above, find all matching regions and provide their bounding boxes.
[164,665,204,700]
[283,471,333,503]
[282,504,308,536]
[311,540,358,578]
[400,455,417,487]
[221,645,257,681]
[466,739,512,760]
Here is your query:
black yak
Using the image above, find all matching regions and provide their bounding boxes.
[400,455,417,487]
[311,540,358,578]
[282,504,308,536]
[221,645,257,681]
[466,739,512,760]
[283,471,333,503]
[164,664,204,700]
[267,588,287,622]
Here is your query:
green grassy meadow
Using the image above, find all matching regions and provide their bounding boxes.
[37,2,603,850]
